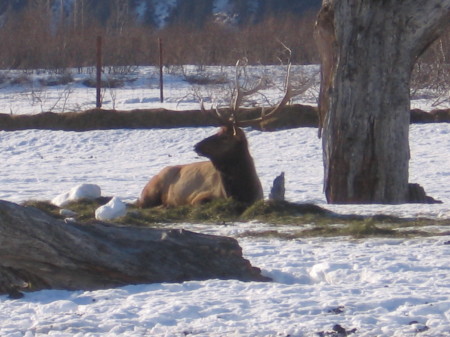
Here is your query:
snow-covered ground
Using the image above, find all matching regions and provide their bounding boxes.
[0,65,322,115]
[1,66,450,336]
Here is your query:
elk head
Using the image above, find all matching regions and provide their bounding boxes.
[194,122,262,205]
[194,124,248,164]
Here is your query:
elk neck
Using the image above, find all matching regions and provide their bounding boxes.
[211,146,263,204]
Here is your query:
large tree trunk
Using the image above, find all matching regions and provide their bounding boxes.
[0,200,267,297]
[315,0,450,204]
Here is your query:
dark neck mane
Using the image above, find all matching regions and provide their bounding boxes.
[212,148,263,204]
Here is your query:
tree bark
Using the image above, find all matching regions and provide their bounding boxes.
[315,0,450,204]
[0,200,268,297]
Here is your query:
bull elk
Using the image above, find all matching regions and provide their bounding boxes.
[138,60,299,208]
[137,123,263,208]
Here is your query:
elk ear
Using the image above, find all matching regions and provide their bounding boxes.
[220,122,236,136]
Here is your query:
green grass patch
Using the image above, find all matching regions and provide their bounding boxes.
[122,198,247,225]
[21,198,450,239]
[23,197,111,221]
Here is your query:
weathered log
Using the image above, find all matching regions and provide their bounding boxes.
[0,200,268,297]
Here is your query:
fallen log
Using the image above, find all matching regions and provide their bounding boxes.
[0,104,318,131]
[1,106,448,132]
[410,108,450,123]
[0,200,268,298]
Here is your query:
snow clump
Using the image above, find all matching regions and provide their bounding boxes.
[95,196,127,220]
[51,183,102,207]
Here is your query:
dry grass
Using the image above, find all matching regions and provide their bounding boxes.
[22,199,450,239]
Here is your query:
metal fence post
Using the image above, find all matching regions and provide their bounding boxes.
[96,36,102,108]
[159,37,164,103]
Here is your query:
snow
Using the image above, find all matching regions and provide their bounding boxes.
[51,183,102,207]
[95,196,127,220]
[1,66,450,336]
[1,238,449,336]
[0,65,321,115]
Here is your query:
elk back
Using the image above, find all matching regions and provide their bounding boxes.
[138,161,227,208]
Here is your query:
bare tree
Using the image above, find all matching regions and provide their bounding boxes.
[411,27,450,106]
[315,0,450,204]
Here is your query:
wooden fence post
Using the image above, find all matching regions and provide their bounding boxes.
[96,36,102,108]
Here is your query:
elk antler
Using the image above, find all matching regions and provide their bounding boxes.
[200,99,232,129]
[237,63,308,128]
[232,58,269,113]
[200,59,309,130]
[205,58,269,128]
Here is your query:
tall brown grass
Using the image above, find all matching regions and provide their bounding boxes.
[0,7,319,70]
